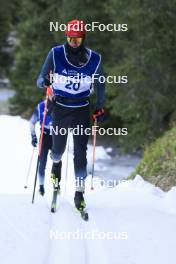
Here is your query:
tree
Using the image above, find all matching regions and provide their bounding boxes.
[0,0,18,77]
[10,0,112,116]
[105,0,176,151]
[10,0,62,116]
[10,0,176,152]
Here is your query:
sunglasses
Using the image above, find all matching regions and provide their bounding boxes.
[67,37,83,46]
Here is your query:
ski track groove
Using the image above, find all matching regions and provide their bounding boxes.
[42,196,109,264]
[34,194,54,264]
[46,196,89,264]
[83,208,109,264]
[68,202,89,264]
[0,207,32,244]
[42,205,53,264]
[62,197,88,264]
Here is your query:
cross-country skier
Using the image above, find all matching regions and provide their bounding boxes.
[37,19,105,213]
[30,100,62,196]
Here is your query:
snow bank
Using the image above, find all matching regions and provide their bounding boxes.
[0,115,176,264]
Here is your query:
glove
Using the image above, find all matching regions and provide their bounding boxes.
[92,108,105,122]
[31,134,37,147]
[44,74,51,87]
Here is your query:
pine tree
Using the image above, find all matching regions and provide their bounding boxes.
[106,0,176,151]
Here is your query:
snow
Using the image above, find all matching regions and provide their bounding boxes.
[0,89,15,101]
[0,115,176,264]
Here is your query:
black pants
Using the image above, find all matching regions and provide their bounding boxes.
[38,134,52,185]
[51,104,90,180]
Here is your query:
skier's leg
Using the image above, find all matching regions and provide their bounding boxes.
[50,114,68,191]
[50,104,70,163]
[73,133,89,191]
[50,127,67,165]
[51,161,62,193]
[73,133,89,210]
[38,135,50,194]
[73,106,90,191]
[50,126,66,211]
[72,106,90,210]
[51,161,62,182]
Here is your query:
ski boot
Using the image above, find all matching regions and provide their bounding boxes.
[51,161,62,194]
[74,191,86,210]
[39,185,45,196]
[51,173,60,195]
[50,161,62,213]
[74,191,89,221]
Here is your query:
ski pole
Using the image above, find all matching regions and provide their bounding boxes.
[24,147,35,189]
[91,118,97,190]
[32,88,49,203]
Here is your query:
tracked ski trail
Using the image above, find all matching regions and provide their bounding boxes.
[83,209,109,264]
[47,196,109,264]
[0,193,111,264]
[36,195,54,264]
[0,194,52,264]
[2,116,176,264]
[48,197,88,264]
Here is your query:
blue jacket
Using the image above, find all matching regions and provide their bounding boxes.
[37,43,105,109]
[30,101,52,135]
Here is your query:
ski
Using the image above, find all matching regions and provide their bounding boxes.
[51,176,60,213]
[74,191,89,221]
[75,208,89,221]
[51,188,58,213]
[80,209,89,221]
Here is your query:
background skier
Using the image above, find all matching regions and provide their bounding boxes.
[30,99,62,196]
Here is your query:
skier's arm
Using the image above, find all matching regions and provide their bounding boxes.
[29,107,39,136]
[36,49,54,89]
[93,62,105,109]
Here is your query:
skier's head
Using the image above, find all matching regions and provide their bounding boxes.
[65,19,85,49]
